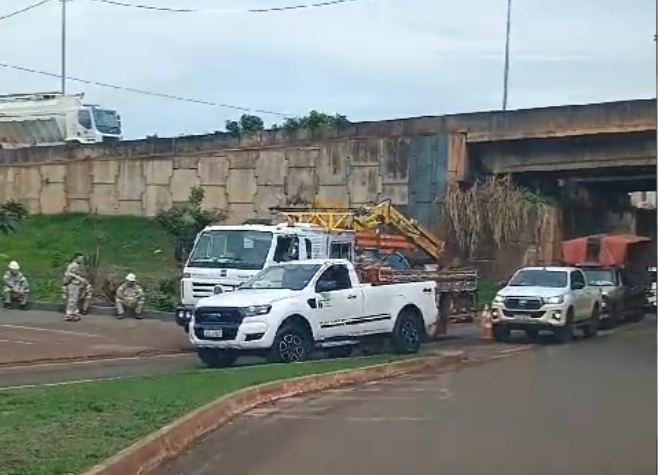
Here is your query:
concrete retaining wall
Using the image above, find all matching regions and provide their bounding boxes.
[0,137,443,225]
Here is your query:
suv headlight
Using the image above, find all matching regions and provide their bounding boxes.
[493,294,504,303]
[544,295,564,305]
[242,304,272,317]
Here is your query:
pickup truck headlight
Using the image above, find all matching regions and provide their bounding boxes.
[544,295,564,305]
[493,294,504,303]
[242,304,271,317]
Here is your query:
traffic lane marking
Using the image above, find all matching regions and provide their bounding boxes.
[0,352,194,373]
[0,353,199,391]
[0,338,34,345]
[0,323,107,339]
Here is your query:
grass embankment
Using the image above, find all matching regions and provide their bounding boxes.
[0,356,396,475]
[0,213,179,308]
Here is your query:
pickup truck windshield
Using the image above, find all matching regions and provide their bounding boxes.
[582,269,617,286]
[241,264,322,291]
[509,269,568,288]
[188,230,273,270]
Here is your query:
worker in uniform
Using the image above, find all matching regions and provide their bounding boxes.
[3,261,30,309]
[63,253,89,321]
[115,273,145,319]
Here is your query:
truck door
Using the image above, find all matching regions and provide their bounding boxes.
[273,236,300,262]
[570,270,589,318]
[314,264,363,337]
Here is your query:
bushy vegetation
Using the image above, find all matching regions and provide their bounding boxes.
[224,110,350,138]
[0,199,28,235]
[442,175,553,260]
[155,186,228,263]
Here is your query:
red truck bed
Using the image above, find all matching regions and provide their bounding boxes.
[562,234,652,268]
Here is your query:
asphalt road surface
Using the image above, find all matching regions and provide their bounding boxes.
[151,318,656,475]
[0,321,485,389]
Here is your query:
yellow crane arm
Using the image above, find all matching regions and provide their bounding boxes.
[274,199,445,261]
[353,200,445,261]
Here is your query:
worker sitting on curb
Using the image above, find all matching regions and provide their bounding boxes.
[3,261,30,309]
[116,273,145,319]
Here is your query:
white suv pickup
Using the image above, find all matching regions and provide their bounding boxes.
[189,259,439,367]
[490,266,602,343]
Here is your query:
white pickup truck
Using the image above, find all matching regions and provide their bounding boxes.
[189,259,439,367]
[490,266,602,344]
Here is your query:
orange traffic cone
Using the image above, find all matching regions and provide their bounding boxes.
[480,305,493,341]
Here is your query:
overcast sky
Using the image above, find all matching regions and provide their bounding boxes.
[1,0,656,139]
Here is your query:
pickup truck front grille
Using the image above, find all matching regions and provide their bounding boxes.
[194,307,244,324]
[191,282,237,299]
[502,310,545,318]
[504,297,542,310]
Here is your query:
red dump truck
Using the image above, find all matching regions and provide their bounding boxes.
[561,234,652,328]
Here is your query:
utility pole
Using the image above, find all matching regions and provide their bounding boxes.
[61,0,67,94]
[501,0,512,110]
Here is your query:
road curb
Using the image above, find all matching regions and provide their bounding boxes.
[79,351,465,475]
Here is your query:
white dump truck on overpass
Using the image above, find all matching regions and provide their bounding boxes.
[0,92,122,148]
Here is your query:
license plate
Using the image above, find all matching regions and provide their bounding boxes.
[203,329,223,338]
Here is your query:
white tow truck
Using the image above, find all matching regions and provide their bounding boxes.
[490,266,602,343]
[189,259,439,367]
[175,223,356,330]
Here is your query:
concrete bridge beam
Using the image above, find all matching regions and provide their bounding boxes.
[475,131,656,174]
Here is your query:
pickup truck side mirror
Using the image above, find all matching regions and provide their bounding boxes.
[497,280,508,289]
[571,281,585,290]
[316,280,338,293]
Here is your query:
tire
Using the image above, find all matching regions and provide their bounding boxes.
[582,305,600,339]
[600,303,620,330]
[391,309,423,355]
[525,329,541,342]
[268,323,313,363]
[197,348,238,368]
[326,346,354,359]
[627,311,645,323]
[492,324,511,343]
[554,310,574,344]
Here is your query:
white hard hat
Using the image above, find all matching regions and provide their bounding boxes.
[126,273,137,282]
[8,261,19,270]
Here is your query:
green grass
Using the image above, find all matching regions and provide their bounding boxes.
[0,213,179,306]
[0,356,397,475]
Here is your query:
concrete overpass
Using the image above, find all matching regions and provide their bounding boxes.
[459,99,656,191]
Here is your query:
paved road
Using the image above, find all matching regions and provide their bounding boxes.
[152,318,656,475]
[0,336,481,390]
[0,309,191,367]
[0,354,200,389]
[0,321,486,389]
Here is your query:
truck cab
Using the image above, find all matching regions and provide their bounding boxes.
[175,223,355,329]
